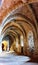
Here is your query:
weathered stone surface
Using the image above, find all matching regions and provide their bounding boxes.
[0,0,38,24]
[0,0,38,59]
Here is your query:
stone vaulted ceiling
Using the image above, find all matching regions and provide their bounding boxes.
[0,0,38,24]
[0,0,38,57]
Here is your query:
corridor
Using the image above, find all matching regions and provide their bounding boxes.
[0,0,38,64]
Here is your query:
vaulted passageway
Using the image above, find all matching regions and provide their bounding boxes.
[1,4,37,58]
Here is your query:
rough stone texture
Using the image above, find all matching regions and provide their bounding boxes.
[0,0,38,60]
[0,0,23,24]
[0,0,38,24]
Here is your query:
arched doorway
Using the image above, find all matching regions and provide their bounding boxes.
[2,40,8,51]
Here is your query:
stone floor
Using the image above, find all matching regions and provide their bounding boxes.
[0,52,38,65]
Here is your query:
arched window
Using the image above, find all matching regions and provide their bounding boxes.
[27,31,34,50]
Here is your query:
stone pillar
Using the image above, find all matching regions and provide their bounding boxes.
[20,35,24,54]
